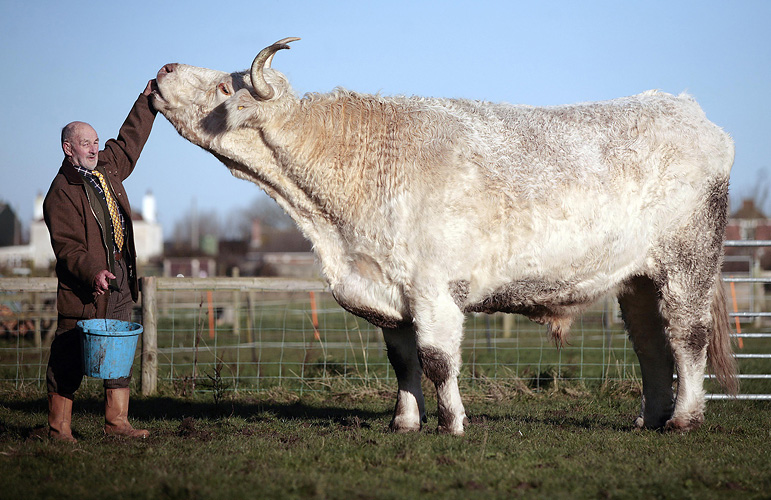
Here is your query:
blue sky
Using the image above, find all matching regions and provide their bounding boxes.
[1,0,769,239]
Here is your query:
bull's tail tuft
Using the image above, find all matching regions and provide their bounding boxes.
[708,281,739,395]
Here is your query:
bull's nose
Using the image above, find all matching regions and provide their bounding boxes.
[157,63,177,81]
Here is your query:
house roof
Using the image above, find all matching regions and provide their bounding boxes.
[732,199,767,220]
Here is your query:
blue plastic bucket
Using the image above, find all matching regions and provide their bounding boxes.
[78,319,142,379]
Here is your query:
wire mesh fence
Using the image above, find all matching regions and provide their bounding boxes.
[147,284,632,395]
[1,269,770,398]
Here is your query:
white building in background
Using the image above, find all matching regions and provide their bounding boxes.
[25,190,164,269]
[30,192,53,268]
[133,191,163,262]
[142,190,157,223]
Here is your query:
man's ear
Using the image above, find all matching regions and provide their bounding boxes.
[62,141,72,157]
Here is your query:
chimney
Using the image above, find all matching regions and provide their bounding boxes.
[33,192,44,221]
[251,219,262,249]
[142,190,157,223]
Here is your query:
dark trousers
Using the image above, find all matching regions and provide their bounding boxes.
[47,256,135,398]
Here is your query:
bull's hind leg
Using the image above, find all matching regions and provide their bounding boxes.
[618,276,675,429]
[412,294,468,435]
[657,279,713,431]
[383,327,426,432]
[654,180,729,431]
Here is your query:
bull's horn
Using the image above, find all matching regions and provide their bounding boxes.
[250,37,300,100]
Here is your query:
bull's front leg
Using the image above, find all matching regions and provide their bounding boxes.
[666,326,709,431]
[413,296,468,435]
[383,327,426,432]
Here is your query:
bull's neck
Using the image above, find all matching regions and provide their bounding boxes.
[265,94,413,230]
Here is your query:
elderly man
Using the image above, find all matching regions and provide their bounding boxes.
[43,79,158,442]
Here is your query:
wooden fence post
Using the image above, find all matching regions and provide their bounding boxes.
[232,267,240,337]
[32,292,42,348]
[141,276,158,395]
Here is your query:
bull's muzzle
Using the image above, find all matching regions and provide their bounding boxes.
[157,63,177,82]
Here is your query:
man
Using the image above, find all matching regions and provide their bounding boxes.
[44,79,158,442]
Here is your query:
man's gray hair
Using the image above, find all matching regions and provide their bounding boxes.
[61,121,89,145]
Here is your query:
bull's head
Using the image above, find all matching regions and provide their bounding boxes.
[152,37,300,149]
[153,37,318,232]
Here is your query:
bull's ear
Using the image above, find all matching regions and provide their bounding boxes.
[226,88,259,128]
[233,88,257,110]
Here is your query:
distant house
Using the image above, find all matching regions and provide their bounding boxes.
[724,199,771,272]
[0,202,22,247]
[162,256,217,278]
[0,202,29,273]
[256,252,319,279]
[163,217,319,278]
[726,199,771,241]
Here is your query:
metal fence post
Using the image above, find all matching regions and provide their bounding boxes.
[141,276,158,395]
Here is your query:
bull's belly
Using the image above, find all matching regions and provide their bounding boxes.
[460,277,604,317]
[455,276,618,342]
[457,228,648,318]
[325,239,643,330]
[454,248,642,324]
[331,274,619,331]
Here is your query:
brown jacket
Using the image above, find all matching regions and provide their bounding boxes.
[44,93,157,330]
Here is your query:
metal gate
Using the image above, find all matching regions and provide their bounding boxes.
[712,240,771,400]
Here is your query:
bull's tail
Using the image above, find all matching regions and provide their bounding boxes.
[708,280,739,395]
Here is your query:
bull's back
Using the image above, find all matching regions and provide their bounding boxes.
[436,91,733,300]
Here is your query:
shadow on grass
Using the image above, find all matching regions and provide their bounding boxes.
[0,396,391,420]
[0,396,391,441]
[1,388,641,437]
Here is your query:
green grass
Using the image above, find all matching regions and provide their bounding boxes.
[2,384,770,500]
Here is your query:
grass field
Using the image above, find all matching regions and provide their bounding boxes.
[1,382,770,500]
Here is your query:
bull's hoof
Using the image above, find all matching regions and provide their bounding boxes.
[634,413,672,430]
[437,416,469,436]
[664,415,703,432]
[389,417,422,433]
[437,425,465,436]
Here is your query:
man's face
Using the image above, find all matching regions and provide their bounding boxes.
[63,124,99,169]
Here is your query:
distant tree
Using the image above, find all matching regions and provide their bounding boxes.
[170,201,221,250]
[236,195,310,251]
[732,168,770,215]
[245,195,295,230]
[170,195,311,252]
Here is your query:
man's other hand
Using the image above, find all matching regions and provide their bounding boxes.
[94,269,116,295]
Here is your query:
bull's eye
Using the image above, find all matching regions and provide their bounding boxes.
[218,83,231,96]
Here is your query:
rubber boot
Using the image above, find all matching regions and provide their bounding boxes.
[48,393,77,443]
[104,388,149,438]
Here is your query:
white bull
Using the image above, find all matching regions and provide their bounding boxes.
[153,38,737,434]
